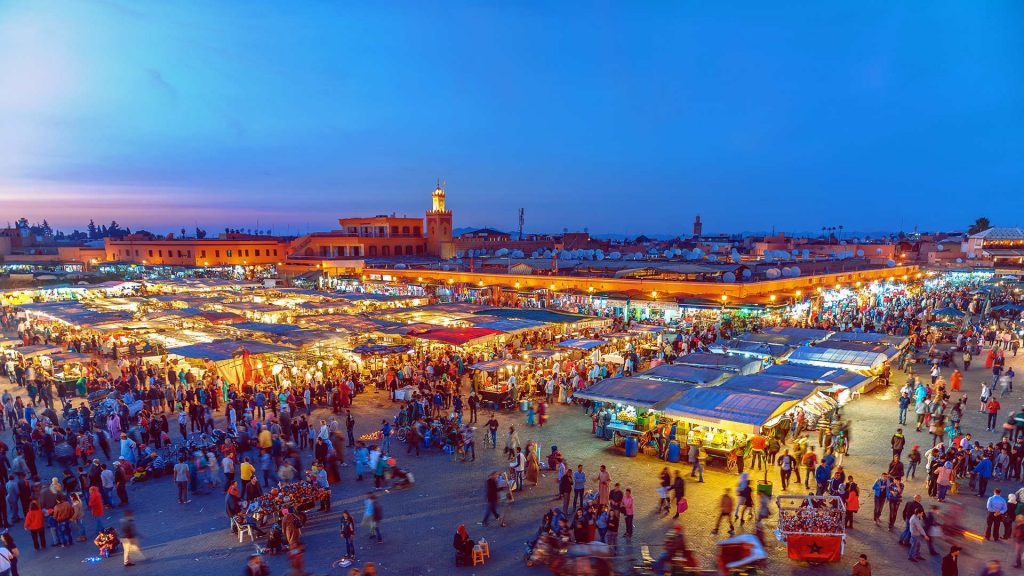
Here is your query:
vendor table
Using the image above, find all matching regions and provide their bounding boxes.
[606,423,641,447]
[478,389,513,410]
[394,386,416,401]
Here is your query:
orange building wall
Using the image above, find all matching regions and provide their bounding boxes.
[104,239,286,266]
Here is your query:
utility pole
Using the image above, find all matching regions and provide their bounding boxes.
[518,208,525,241]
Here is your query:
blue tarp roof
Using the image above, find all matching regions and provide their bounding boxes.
[642,364,732,385]
[473,318,548,333]
[469,359,530,372]
[715,374,822,399]
[663,388,798,433]
[477,308,598,325]
[574,376,694,409]
[760,327,833,342]
[558,338,607,350]
[351,344,411,355]
[761,363,873,392]
[230,322,303,335]
[169,339,294,361]
[674,352,760,373]
[787,343,894,370]
[826,331,911,349]
[709,339,791,358]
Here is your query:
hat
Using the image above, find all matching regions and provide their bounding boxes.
[950,545,962,553]
[912,445,919,450]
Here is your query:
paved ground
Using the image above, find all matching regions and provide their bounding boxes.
[5,348,1023,576]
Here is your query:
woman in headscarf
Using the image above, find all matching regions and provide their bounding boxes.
[452,524,474,566]
[936,461,954,502]
[525,443,540,487]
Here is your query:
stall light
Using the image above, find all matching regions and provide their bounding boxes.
[720,294,728,302]
[915,273,922,279]
[816,287,822,293]
[550,284,556,290]
[448,278,454,284]
[902,274,909,280]
[417,277,423,282]
[478,281,484,286]
[888,276,895,282]
[651,291,658,298]
[835,283,841,290]
[142,260,148,264]
[204,261,209,266]
[795,290,802,297]
[855,281,861,287]
[514,282,521,289]
[769,294,777,302]
[588,286,594,292]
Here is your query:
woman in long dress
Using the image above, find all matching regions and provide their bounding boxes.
[597,464,611,505]
[525,444,540,486]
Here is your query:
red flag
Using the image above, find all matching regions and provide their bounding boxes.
[786,534,842,562]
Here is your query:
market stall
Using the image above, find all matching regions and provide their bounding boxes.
[469,358,530,409]
[776,495,846,564]
[673,352,762,375]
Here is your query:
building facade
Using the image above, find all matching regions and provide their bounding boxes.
[104,235,287,267]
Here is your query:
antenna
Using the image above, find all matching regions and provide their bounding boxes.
[518,208,525,241]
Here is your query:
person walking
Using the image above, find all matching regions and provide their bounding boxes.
[907,508,927,562]
[622,488,634,539]
[480,472,503,526]
[986,489,1008,541]
[711,489,735,535]
[777,450,795,491]
[572,465,586,509]
[121,510,143,566]
[671,471,686,519]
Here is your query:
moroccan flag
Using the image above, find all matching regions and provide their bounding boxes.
[786,534,842,562]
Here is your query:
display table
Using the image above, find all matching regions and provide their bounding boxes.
[606,422,641,447]
[478,389,513,410]
[394,386,417,401]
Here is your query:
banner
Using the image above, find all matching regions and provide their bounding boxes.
[786,534,842,562]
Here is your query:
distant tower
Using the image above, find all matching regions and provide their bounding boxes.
[693,214,703,238]
[426,181,454,258]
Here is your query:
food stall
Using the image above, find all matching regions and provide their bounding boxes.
[776,495,846,564]
[469,359,530,410]
[673,352,763,375]
[574,375,694,453]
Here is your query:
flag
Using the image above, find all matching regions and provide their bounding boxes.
[786,534,842,562]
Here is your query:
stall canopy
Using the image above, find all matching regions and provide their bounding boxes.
[760,327,833,343]
[194,311,246,324]
[414,327,502,346]
[169,339,294,361]
[574,375,694,409]
[472,318,548,333]
[521,349,563,360]
[477,308,599,325]
[932,307,965,318]
[673,352,761,374]
[9,344,64,358]
[825,331,911,349]
[557,338,607,350]
[709,339,791,359]
[993,303,1024,312]
[716,374,824,399]
[641,364,732,386]
[352,344,411,356]
[663,388,799,435]
[787,342,897,371]
[628,324,666,334]
[469,359,530,372]
[230,322,303,335]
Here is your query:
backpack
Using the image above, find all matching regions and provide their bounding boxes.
[0,547,11,573]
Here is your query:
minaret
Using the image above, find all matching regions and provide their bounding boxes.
[426,181,454,258]
[693,214,703,238]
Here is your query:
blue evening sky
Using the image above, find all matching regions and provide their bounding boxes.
[1,1,1021,236]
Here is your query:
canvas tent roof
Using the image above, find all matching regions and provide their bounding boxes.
[674,352,761,374]
[574,376,693,409]
[168,339,294,361]
[663,388,799,434]
[641,364,732,385]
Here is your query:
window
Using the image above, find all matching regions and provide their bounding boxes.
[148,250,153,257]
[351,246,360,257]
[244,250,249,257]
[201,250,206,258]
[177,250,183,258]
[158,250,163,257]
[391,226,399,235]
[402,226,410,235]
[215,250,221,257]
[273,249,278,256]
[135,250,140,256]
[405,245,413,255]
[368,246,377,257]
[187,250,192,257]
[227,250,232,257]
[382,246,390,256]
[414,227,421,236]
[255,249,260,257]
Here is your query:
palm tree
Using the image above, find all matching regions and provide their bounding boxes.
[821,226,826,240]
[967,217,991,235]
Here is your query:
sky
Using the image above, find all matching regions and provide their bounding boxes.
[1,1,1022,237]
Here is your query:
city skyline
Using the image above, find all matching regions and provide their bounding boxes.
[2,2,1022,234]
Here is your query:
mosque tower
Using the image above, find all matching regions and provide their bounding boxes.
[693,214,703,238]
[426,181,454,258]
